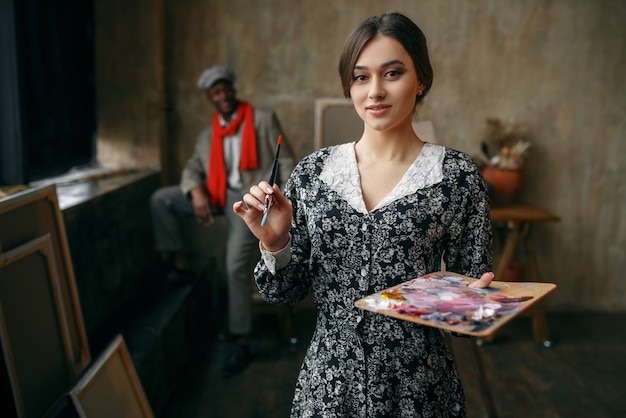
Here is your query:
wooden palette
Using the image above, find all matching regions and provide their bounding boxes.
[354,271,556,338]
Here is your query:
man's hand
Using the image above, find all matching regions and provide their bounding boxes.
[190,186,214,226]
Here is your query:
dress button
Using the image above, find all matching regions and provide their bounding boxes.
[362,223,367,231]
[361,268,367,277]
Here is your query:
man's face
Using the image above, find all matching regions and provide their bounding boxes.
[206,80,237,119]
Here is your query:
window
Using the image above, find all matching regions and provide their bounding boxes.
[0,0,96,186]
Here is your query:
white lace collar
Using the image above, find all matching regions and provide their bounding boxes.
[319,142,445,214]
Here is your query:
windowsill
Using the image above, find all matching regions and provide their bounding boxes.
[29,166,160,210]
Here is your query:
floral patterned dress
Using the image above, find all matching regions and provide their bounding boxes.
[255,142,492,417]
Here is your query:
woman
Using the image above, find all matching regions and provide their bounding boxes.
[234,12,493,417]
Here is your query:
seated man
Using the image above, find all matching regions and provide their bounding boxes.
[150,66,296,377]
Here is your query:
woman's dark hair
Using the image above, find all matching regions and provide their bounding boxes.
[338,12,433,106]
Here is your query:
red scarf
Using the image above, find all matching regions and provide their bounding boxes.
[207,101,258,208]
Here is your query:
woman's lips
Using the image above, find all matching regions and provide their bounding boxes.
[366,104,391,116]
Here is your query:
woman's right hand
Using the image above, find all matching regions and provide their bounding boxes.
[233,181,292,251]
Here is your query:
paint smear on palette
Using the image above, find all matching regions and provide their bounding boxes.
[360,272,535,334]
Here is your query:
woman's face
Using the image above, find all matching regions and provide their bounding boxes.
[350,35,423,134]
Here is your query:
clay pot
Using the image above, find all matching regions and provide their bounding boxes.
[481,166,523,205]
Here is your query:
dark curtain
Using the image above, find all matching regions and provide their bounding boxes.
[1,0,95,185]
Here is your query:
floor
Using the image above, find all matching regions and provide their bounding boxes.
[11,170,621,418]
[159,302,626,418]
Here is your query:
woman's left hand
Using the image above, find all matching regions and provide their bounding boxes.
[468,272,494,288]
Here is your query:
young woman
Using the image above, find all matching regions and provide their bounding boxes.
[234,12,493,417]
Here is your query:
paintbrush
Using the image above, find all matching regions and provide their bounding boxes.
[261,135,282,226]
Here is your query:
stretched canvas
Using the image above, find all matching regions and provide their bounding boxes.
[0,234,74,417]
[0,184,89,373]
[314,98,437,149]
[69,335,154,418]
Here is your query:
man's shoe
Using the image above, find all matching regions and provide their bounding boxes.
[164,268,195,287]
[221,344,252,378]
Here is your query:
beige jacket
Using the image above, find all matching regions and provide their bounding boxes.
[180,107,296,200]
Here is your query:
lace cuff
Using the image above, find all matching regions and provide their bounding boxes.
[259,235,292,275]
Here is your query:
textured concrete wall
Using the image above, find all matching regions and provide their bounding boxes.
[94,0,626,311]
[94,0,161,170]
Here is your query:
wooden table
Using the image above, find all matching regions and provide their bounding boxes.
[486,203,560,346]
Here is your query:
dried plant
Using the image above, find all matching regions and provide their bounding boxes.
[481,118,531,169]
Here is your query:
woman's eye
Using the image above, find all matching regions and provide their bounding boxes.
[353,74,367,82]
[386,70,403,78]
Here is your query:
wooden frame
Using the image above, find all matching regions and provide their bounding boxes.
[69,335,154,418]
[0,184,90,374]
[0,234,75,417]
[314,97,437,150]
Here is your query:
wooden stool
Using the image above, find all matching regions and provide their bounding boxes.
[483,203,559,346]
